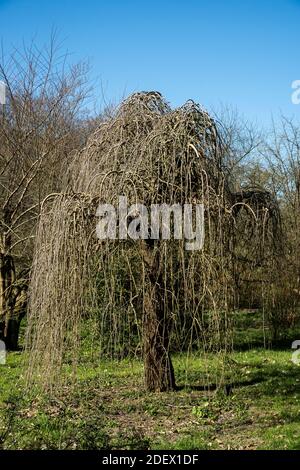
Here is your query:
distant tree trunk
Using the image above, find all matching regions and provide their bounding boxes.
[0,250,17,349]
[0,320,26,351]
[0,209,25,351]
[0,260,27,350]
[142,243,176,392]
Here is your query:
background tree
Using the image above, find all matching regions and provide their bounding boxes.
[261,117,300,339]
[0,35,94,349]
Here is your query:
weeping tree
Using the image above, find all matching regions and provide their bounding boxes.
[26,92,280,392]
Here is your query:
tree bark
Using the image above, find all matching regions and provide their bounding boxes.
[0,208,25,351]
[0,251,20,350]
[142,243,176,392]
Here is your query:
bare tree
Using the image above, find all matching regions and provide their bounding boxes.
[213,105,263,191]
[0,35,93,349]
[26,93,279,392]
[261,116,300,338]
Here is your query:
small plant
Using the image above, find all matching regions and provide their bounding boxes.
[192,402,219,421]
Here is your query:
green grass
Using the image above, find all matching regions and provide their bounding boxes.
[1,311,300,449]
[1,348,300,449]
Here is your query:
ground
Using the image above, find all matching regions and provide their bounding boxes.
[0,312,300,450]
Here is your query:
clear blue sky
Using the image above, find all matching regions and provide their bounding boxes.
[0,0,300,126]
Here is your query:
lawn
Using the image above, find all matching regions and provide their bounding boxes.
[1,337,300,450]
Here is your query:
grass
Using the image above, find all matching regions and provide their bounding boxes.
[1,312,300,450]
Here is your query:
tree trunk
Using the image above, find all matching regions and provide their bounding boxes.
[142,243,176,392]
[0,250,20,350]
[0,208,25,351]
[2,319,21,350]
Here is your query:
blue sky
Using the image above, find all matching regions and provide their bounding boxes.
[0,0,300,126]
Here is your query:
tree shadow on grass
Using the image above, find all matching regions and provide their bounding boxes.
[177,361,300,398]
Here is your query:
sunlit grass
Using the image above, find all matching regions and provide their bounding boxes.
[1,342,300,449]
